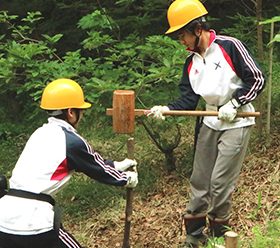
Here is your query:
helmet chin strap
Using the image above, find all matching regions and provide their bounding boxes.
[194,35,200,49]
[72,109,81,127]
[66,109,81,128]
[193,28,202,52]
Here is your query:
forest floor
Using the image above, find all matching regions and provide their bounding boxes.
[64,127,280,248]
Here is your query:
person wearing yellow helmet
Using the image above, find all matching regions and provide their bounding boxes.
[148,0,265,247]
[40,78,92,129]
[0,78,138,248]
[166,0,209,51]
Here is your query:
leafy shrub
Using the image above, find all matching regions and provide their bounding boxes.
[0,10,187,129]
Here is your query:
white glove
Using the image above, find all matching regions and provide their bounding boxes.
[114,158,137,171]
[147,105,170,120]
[125,171,138,188]
[218,99,241,122]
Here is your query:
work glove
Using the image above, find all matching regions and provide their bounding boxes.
[114,158,137,172]
[218,98,241,122]
[147,105,170,120]
[125,171,138,188]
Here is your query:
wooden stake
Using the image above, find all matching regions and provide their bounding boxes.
[122,137,135,248]
[225,231,238,248]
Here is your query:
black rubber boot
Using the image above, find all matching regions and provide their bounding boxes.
[208,217,230,237]
[182,214,207,248]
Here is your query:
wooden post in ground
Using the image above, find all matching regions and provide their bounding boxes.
[225,231,238,248]
[109,90,136,248]
[212,231,238,248]
[122,137,135,248]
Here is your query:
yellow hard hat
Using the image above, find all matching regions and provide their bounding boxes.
[40,78,91,110]
[165,0,208,34]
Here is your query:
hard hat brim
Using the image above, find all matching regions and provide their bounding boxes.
[165,23,187,34]
[79,102,92,109]
[40,101,92,110]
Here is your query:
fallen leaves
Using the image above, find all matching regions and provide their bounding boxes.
[65,131,279,248]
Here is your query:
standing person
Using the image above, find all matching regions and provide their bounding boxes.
[148,0,265,247]
[0,78,138,248]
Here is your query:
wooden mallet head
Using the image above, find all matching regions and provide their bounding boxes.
[112,90,135,134]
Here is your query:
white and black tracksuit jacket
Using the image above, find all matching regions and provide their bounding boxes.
[167,30,265,130]
[0,117,129,235]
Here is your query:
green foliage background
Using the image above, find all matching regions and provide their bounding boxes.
[0,1,279,135]
[0,1,279,247]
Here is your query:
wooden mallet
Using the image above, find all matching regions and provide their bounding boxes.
[108,90,136,248]
[106,90,261,131]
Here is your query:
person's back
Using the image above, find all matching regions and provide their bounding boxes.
[0,118,74,236]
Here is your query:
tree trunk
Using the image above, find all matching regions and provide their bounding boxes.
[164,150,176,173]
[255,0,265,137]
[266,22,274,146]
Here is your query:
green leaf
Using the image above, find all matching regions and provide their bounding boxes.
[259,16,280,25]
[42,34,63,44]
[162,58,171,68]
[77,10,114,31]
[0,11,18,22]
[267,33,280,46]
[82,32,113,50]
[22,11,43,24]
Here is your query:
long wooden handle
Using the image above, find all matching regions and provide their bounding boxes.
[122,137,135,248]
[106,108,261,117]
[161,110,260,117]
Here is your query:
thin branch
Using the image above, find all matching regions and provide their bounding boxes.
[95,0,121,41]
[138,118,165,153]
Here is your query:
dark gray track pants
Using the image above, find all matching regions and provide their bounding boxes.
[187,123,251,220]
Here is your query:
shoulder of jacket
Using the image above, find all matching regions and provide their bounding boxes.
[184,53,194,65]
[215,35,243,46]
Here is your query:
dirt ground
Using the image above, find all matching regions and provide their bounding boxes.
[67,132,280,248]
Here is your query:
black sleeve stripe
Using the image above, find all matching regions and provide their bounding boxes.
[65,129,128,185]
[217,36,265,104]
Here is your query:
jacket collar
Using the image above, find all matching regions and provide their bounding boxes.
[187,29,216,53]
[48,117,77,132]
